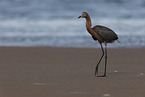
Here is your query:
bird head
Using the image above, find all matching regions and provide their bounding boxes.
[78,12,88,19]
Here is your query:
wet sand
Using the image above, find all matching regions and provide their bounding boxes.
[0,47,145,97]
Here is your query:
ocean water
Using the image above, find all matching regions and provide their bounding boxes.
[0,0,145,48]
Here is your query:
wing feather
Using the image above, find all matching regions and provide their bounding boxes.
[92,25,118,42]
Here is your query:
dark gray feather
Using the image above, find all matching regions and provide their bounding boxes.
[92,25,118,42]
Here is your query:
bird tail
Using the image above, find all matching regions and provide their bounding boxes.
[117,40,121,43]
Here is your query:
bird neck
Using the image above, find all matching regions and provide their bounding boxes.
[85,15,93,34]
[85,15,103,42]
[85,15,92,29]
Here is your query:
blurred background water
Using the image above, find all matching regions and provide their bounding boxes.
[0,0,145,48]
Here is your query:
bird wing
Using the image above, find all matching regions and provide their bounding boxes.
[93,25,118,42]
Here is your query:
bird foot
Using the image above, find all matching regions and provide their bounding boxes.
[97,75,106,77]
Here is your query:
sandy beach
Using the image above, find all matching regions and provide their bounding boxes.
[0,47,145,97]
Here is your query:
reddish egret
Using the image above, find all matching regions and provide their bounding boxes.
[78,12,118,77]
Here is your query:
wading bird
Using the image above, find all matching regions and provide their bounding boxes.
[78,12,118,77]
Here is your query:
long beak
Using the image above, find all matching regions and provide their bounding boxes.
[78,16,81,19]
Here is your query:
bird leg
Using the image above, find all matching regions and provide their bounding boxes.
[95,43,104,76]
[104,44,107,77]
[96,44,107,77]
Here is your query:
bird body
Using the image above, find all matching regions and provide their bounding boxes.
[78,12,118,77]
[92,25,118,43]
